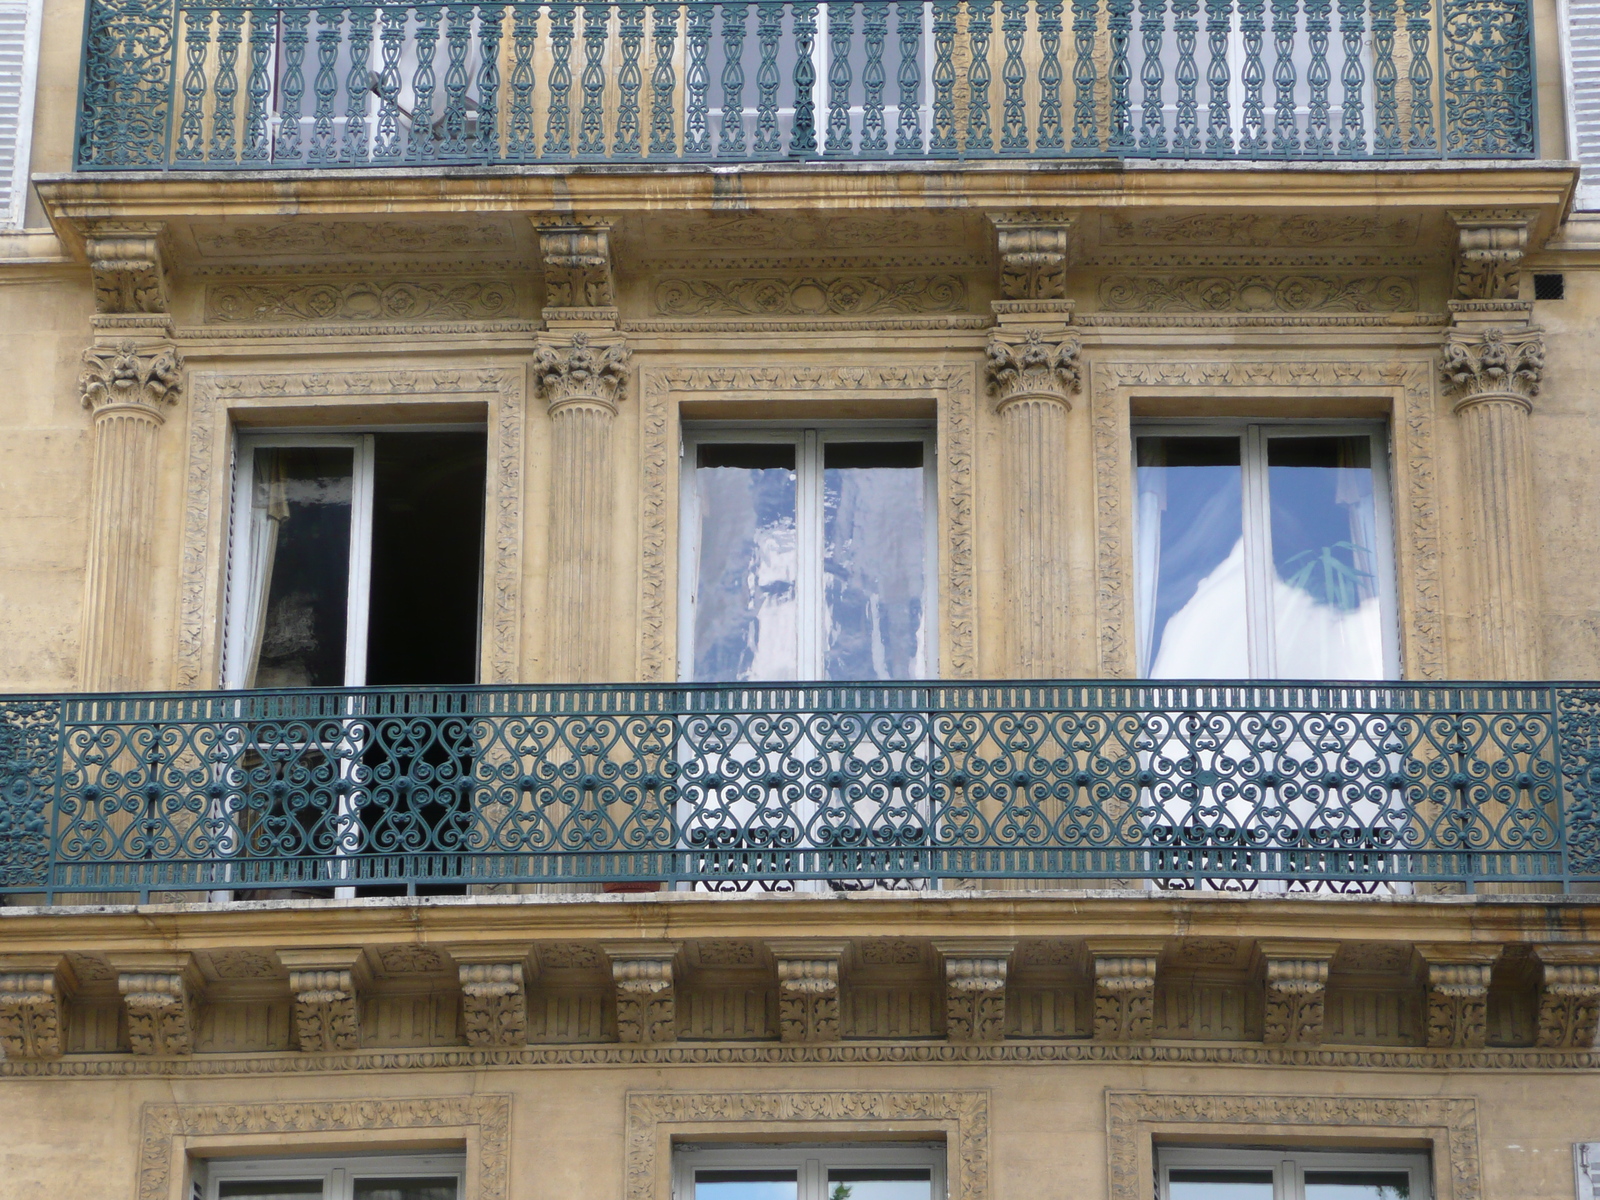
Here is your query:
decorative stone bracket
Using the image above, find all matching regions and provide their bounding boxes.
[1089,941,1161,1042]
[108,952,202,1056]
[1449,210,1535,301]
[772,941,844,1044]
[607,946,678,1044]
[457,962,530,1048]
[1535,945,1600,1049]
[990,216,1073,301]
[85,222,171,316]
[1419,944,1499,1049]
[937,940,1014,1043]
[1258,942,1337,1046]
[0,955,74,1061]
[538,222,618,326]
[278,948,370,1053]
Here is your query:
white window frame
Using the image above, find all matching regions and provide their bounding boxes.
[673,1142,947,1200]
[1156,1145,1431,1200]
[1130,419,1401,679]
[1577,1142,1600,1200]
[197,1151,467,1200]
[0,0,42,229]
[677,422,939,683]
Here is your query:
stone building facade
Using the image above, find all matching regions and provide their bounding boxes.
[3,0,1600,1197]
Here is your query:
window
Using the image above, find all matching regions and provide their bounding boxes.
[1564,0,1600,209]
[1157,1147,1430,1200]
[198,1153,465,1200]
[0,0,40,228]
[225,430,487,688]
[679,427,936,682]
[1134,423,1398,679]
[674,1144,945,1200]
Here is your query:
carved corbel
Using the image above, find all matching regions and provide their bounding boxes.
[0,955,75,1060]
[936,940,1014,1043]
[986,329,1082,409]
[770,940,845,1044]
[79,340,184,419]
[1534,945,1600,1049]
[85,222,172,316]
[538,222,618,325]
[1440,325,1545,409]
[107,952,202,1056]
[448,945,532,1048]
[1088,940,1161,1042]
[990,216,1073,301]
[1418,945,1498,1049]
[1449,210,1535,301]
[1257,941,1337,1046]
[532,332,632,414]
[606,945,677,1044]
[278,948,371,1053]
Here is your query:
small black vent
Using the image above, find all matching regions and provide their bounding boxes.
[1534,272,1566,300]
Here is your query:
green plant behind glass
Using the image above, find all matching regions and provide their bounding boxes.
[1283,541,1375,610]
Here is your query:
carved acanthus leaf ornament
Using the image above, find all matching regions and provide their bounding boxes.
[1093,956,1157,1042]
[944,957,1008,1042]
[986,330,1082,407]
[993,222,1070,300]
[776,958,841,1043]
[1450,211,1534,300]
[87,227,170,314]
[612,958,676,1044]
[533,333,631,412]
[0,971,65,1060]
[1262,958,1330,1045]
[288,968,363,1052]
[460,963,529,1048]
[119,971,196,1056]
[1440,327,1544,406]
[539,224,616,308]
[80,341,183,415]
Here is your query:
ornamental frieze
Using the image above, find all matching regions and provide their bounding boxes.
[653,274,967,318]
[1099,212,1422,247]
[190,219,512,258]
[205,279,520,324]
[1097,273,1418,313]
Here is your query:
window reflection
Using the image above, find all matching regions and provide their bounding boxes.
[827,1167,934,1200]
[1168,1169,1276,1199]
[695,1169,801,1200]
[1303,1171,1411,1199]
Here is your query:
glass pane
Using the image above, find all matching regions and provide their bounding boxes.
[1303,1170,1412,1199]
[218,1183,324,1200]
[692,443,800,681]
[245,446,355,688]
[823,441,927,681]
[695,1169,799,1200]
[1167,1168,1276,1199]
[1265,436,1386,679]
[352,1177,460,1200]
[1135,436,1247,677]
[828,1166,934,1200]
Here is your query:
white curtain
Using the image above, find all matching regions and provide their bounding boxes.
[237,450,288,689]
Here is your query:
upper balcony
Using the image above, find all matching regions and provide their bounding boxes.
[73,0,1539,173]
[2,680,1597,904]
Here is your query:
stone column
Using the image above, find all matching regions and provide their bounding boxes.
[77,223,179,691]
[1443,211,1542,678]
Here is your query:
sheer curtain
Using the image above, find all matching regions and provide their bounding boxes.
[235,449,288,689]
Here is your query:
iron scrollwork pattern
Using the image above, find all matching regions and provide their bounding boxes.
[77,0,178,167]
[1557,689,1600,877]
[0,700,59,889]
[1440,0,1535,157]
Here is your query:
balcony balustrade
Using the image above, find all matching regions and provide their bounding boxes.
[0,681,1595,901]
[74,0,1535,169]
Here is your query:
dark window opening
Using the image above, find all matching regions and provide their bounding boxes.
[1534,272,1565,300]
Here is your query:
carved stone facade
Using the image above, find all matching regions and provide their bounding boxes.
[1260,946,1335,1046]
[608,950,676,1045]
[458,962,530,1049]
[991,218,1071,300]
[0,959,71,1061]
[1421,946,1499,1049]
[538,223,617,313]
[939,945,1012,1043]
[110,955,200,1057]
[279,950,370,1053]
[1535,946,1600,1049]
[1090,946,1159,1042]
[773,945,842,1044]
[86,224,170,315]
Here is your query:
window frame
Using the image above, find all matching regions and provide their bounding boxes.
[677,421,939,683]
[1130,418,1401,680]
[1156,1145,1432,1200]
[198,1151,467,1200]
[672,1142,947,1200]
[0,0,42,229]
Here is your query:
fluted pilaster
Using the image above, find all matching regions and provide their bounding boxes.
[987,328,1081,676]
[533,333,631,683]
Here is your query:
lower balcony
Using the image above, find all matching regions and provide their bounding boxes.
[1,681,1596,903]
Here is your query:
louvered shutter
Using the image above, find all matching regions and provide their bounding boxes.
[0,0,40,229]
[1571,0,1600,209]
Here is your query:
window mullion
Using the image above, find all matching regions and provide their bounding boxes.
[344,433,378,688]
[1241,426,1276,677]
[798,430,825,680]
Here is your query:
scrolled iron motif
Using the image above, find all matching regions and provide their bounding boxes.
[1557,689,1600,877]
[1441,0,1535,157]
[0,700,58,888]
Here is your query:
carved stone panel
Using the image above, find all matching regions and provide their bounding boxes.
[775,955,842,1044]
[943,956,1009,1043]
[115,961,200,1057]
[1535,947,1600,1049]
[608,949,677,1044]
[87,224,170,314]
[991,218,1071,300]
[1261,953,1334,1046]
[278,949,371,1053]
[0,958,72,1060]
[539,223,616,308]
[1420,946,1499,1049]
[1090,947,1159,1042]
[1449,210,1535,300]
[459,963,530,1048]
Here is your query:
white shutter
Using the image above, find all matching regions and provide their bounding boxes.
[1566,0,1600,209]
[0,0,40,228]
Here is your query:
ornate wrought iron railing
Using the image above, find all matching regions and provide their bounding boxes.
[74,0,1535,169]
[1,682,1595,901]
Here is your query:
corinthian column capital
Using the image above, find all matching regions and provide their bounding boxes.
[986,329,1082,409]
[1441,326,1545,410]
[79,340,184,418]
[533,333,631,415]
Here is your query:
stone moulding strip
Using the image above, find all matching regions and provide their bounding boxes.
[177,367,526,688]
[1106,1092,1482,1200]
[12,1041,1600,1079]
[638,365,977,681]
[137,1094,511,1200]
[625,1090,987,1200]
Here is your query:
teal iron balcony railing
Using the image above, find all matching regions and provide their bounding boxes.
[0,682,1595,901]
[74,0,1535,169]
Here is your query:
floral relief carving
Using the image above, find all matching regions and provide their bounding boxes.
[653,274,967,318]
[1105,1093,1482,1200]
[1535,962,1600,1049]
[190,220,512,258]
[137,1095,512,1200]
[625,1091,988,1200]
[378,946,450,975]
[1262,960,1330,1046]
[992,221,1070,300]
[1425,963,1492,1049]
[776,958,841,1043]
[533,333,631,412]
[87,228,170,314]
[539,224,616,308]
[0,972,65,1060]
[176,369,525,688]
[986,330,1082,406]
[945,958,1008,1042]
[80,341,183,415]
[288,968,363,1053]
[460,963,529,1048]
[1091,359,1443,680]
[1093,956,1157,1042]
[1099,213,1422,247]
[119,971,197,1056]
[1440,327,1545,405]
[539,943,605,970]
[1449,211,1534,300]
[638,367,975,682]
[207,950,280,979]
[1097,274,1418,313]
[205,280,518,324]
[611,958,676,1044]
